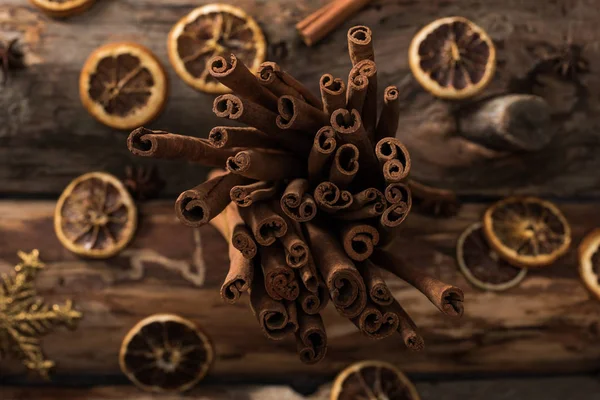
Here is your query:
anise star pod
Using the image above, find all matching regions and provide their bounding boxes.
[119,314,214,393]
[167,4,266,94]
[79,42,168,130]
[54,172,137,258]
[409,16,496,100]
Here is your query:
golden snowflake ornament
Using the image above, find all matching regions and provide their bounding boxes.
[0,250,82,378]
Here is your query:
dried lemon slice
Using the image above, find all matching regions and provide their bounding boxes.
[79,42,168,130]
[119,314,214,393]
[54,172,137,259]
[483,197,571,268]
[29,0,95,18]
[578,229,600,301]
[330,360,420,400]
[167,4,266,94]
[409,16,496,100]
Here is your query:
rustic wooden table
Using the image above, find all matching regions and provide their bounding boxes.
[1,0,600,398]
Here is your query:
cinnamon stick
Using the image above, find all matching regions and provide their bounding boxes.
[382,299,425,351]
[295,312,327,364]
[375,137,411,182]
[348,59,378,136]
[384,182,411,204]
[232,224,258,260]
[280,179,317,223]
[319,74,347,116]
[329,143,359,189]
[238,201,288,246]
[352,301,399,340]
[346,73,368,114]
[256,61,323,109]
[175,172,250,227]
[361,260,393,306]
[260,245,300,301]
[371,249,465,317]
[347,25,374,65]
[208,54,279,112]
[305,222,367,318]
[299,254,319,293]
[297,278,329,314]
[296,0,375,47]
[308,126,337,185]
[230,181,278,207]
[339,222,380,261]
[335,187,386,220]
[250,267,299,340]
[278,219,310,269]
[208,126,279,150]
[375,86,401,142]
[380,197,412,228]
[128,127,237,166]
[276,95,330,133]
[314,181,354,213]
[226,148,305,181]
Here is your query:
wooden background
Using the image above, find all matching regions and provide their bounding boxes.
[2,0,600,395]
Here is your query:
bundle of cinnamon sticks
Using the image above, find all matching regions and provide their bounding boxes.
[127,25,464,364]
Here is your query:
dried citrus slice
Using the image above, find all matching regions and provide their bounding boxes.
[29,0,95,18]
[79,42,168,130]
[119,314,214,393]
[54,172,137,259]
[578,229,600,301]
[482,197,571,268]
[408,16,496,100]
[330,360,420,400]
[457,223,527,291]
[167,4,266,94]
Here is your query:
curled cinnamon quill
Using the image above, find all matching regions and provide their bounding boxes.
[346,73,368,114]
[361,260,393,306]
[226,149,305,181]
[383,299,425,351]
[257,61,304,99]
[375,86,401,142]
[260,245,300,301]
[329,143,359,188]
[352,301,399,340]
[348,59,378,135]
[256,61,323,109]
[339,223,380,261]
[347,25,375,65]
[308,126,337,184]
[336,188,386,220]
[280,179,317,223]
[375,137,411,182]
[320,74,347,116]
[295,312,327,364]
[314,181,354,213]
[208,126,279,150]
[298,279,329,314]
[276,95,329,133]
[238,202,287,246]
[230,181,278,207]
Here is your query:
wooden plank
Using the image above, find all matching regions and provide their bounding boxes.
[1,0,600,197]
[1,200,600,382]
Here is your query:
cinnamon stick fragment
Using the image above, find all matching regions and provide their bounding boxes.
[260,245,300,301]
[320,74,347,116]
[230,181,278,207]
[305,222,367,318]
[308,126,337,184]
[250,268,298,340]
[339,223,380,261]
[314,181,354,213]
[336,188,386,220]
[375,137,411,183]
[361,260,393,306]
[175,172,250,227]
[238,201,288,246]
[209,54,279,112]
[375,86,401,142]
[348,60,378,136]
[295,312,327,364]
[226,148,305,181]
[382,299,425,351]
[256,61,323,109]
[347,25,375,65]
[329,143,359,188]
[352,301,399,340]
[128,127,237,166]
[276,95,330,133]
[208,126,279,150]
[280,179,317,223]
[371,250,465,317]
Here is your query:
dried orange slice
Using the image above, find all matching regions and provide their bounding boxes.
[119,314,214,393]
[408,16,496,100]
[482,197,571,268]
[29,0,95,18]
[330,360,420,400]
[54,172,137,259]
[457,223,527,291]
[167,4,266,94]
[79,42,168,130]
[578,229,600,301]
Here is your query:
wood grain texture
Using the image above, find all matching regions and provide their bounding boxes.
[1,200,600,382]
[1,0,600,197]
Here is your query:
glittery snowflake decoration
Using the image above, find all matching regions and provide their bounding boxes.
[0,250,82,378]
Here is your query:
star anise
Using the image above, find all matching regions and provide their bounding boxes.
[123,165,165,201]
[0,39,25,84]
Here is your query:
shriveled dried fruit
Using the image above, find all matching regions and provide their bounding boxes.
[29,0,95,17]
[409,16,496,100]
[167,4,266,94]
[330,360,420,400]
[457,222,527,291]
[79,42,168,130]
[54,172,137,259]
[483,197,571,268]
[578,229,600,301]
[119,314,214,393]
